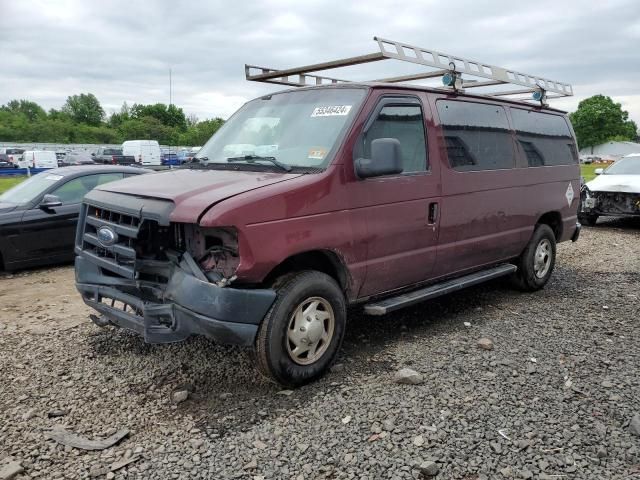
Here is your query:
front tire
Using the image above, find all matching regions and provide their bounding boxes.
[255,271,346,387]
[578,213,598,226]
[513,224,556,292]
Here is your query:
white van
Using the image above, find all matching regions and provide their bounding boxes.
[18,150,58,169]
[122,140,161,166]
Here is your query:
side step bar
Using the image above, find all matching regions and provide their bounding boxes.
[363,263,517,316]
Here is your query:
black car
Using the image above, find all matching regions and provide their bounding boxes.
[0,154,15,169]
[0,165,150,271]
[59,151,96,167]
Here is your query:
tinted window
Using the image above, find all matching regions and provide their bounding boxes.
[437,101,514,171]
[103,148,122,155]
[53,173,124,204]
[510,109,576,166]
[364,104,427,173]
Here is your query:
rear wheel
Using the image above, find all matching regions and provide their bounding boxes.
[513,224,556,291]
[255,271,346,387]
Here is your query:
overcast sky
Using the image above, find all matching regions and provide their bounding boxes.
[1,0,640,123]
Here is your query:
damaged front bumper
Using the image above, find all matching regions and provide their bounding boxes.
[581,188,640,217]
[75,255,276,346]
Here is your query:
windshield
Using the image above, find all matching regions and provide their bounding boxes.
[604,157,640,175]
[196,88,366,169]
[0,172,63,205]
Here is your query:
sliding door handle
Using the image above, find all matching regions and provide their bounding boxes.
[428,202,439,224]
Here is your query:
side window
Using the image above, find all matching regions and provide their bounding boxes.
[437,100,514,171]
[510,109,577,166]
[363,104,427,173]
[52,173,124,204]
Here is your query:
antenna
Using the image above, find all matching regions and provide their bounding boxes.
[169,68,173,106]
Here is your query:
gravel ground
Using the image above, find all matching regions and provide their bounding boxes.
[1,218,639,480]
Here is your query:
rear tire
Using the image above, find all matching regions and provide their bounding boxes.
[255,271,346,387]
[513,224,556,292]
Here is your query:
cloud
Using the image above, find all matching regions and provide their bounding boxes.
[1,0,639,123]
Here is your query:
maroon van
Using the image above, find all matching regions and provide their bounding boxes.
[75,40,580,386]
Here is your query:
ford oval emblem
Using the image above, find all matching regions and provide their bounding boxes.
[97,226,118,247]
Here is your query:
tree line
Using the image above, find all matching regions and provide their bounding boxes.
[0,93,225,146]
[0,92,637,150]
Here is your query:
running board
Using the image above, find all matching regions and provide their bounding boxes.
[363,263,517,316]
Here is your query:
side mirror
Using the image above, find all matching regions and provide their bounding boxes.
[355,138,403,178]
[39,194,62,210]
[91,153,96,157]
[594,168,604,175]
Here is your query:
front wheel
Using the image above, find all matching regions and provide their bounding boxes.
[254,271,346,387]
[578,213,598,226]
[513,224,557,292]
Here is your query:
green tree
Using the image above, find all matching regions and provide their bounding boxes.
[569,95,638,149]
[61,93,105,126]
[130,103,187,130]
[179,117,225,145]
[1,99,46,121]
[108,102,131,128]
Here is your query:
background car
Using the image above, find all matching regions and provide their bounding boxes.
[579,154,640,225]
[0,148,25,166]
[0,154,16,169]
[0,165,151,270]
[59,151,97,166]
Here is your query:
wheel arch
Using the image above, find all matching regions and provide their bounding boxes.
[263,249,352,296]
[536,211,562,240]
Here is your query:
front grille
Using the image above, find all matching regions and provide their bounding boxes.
[80,205,142,279]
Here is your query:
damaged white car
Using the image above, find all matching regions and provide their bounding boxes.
[579,154,640,226]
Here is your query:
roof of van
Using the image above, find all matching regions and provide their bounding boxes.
[264,82,569,114]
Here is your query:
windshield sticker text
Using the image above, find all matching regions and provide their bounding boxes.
[308,147,328,160]
[311,105,352,117]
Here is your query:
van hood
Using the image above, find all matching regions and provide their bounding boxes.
[95,168,302,222]
[586,174,640,194]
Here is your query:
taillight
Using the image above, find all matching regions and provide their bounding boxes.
[112,155,117,164]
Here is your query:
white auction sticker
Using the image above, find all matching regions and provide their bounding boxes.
[311,105,352,117]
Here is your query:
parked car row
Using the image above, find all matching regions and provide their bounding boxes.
[0,140,172,169]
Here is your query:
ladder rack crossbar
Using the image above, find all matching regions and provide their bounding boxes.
[245,36,573,100]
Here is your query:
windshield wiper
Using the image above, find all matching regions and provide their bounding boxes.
[227,155,292,172]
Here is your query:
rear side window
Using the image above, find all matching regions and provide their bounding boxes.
[53,173,124,204]
[363,104,427,173]
[437,100,514,171]
[510,109,576,166]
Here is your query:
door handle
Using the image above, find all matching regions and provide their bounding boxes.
[428,202,439,224]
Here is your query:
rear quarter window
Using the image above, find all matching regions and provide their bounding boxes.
[510,109,577,166]
[436,100,515,171]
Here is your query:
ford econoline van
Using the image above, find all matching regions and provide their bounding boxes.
[75,40,580,386]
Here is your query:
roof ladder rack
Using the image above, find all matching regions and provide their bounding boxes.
[245,36,573,105]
